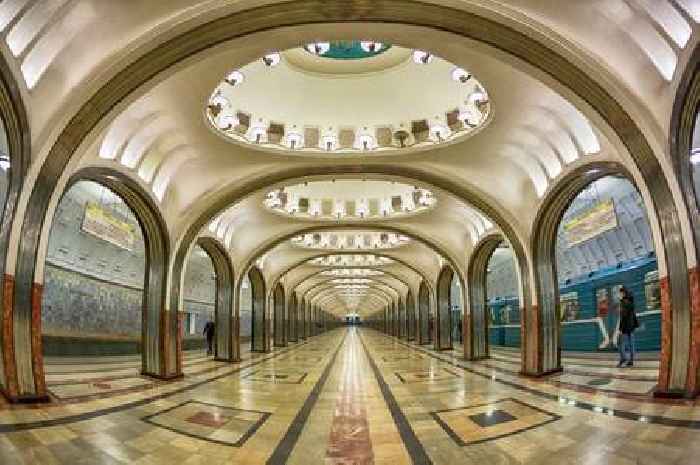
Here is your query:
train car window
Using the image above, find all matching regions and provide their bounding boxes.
[644,271,661,311]
[560,292,579,321]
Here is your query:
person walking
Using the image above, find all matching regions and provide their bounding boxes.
[203,320,215,356]
[617,287,639,367]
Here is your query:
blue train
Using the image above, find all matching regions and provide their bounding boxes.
[487,255,661,351]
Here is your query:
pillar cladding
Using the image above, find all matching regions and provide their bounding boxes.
[418,284,430,345]
[658,276,673,392]
[30,283,46,398]
[407,294,416,341]
[1,274,18,399]
[273,285,286,348]
[288,297,298,343]
[687,266,700,395]
[176,311,184,374]
[393,304,399,337]
[398,300,406,339]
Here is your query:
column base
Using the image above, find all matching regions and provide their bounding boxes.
[519,367,563,378]
[1,388,50,404]
[214,357,241,363]
[142,371,184,381]
[436,347,453,351]
[652,388,689,399]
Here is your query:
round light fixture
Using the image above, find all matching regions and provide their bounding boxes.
[322,133,338,151]
[360,41,384,53]
[413,50,433,64]
[358,134,375,151]
[209,92,229,112]
[262,52,281,67]
[451,67,471,83]
[249,126,267,143]
[225,70,244,86]
[458,109,479,128]
[429,123,450,142]
[286,132,303,149]
[216,114,238,131]
[304,42,331,55]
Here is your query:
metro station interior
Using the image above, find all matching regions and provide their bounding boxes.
[1,1,700,464]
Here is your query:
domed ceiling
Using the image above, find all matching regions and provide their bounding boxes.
[291,231,410,250]
[206,42,490,155]
[308,254,393,267]
[264,180,436,221]
[320,269,384,277]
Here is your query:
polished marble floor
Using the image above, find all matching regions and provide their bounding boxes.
[1,328,699,464]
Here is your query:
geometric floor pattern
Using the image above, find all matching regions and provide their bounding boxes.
[1,328,699,464]
[142,400,271,447]
[431,398,560,445]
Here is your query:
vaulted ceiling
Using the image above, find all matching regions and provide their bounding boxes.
[1,0,697,316]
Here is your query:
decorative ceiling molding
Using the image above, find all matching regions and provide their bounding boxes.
[264,180,436,221]
[290,231,410,250]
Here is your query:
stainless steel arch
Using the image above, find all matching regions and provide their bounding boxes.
[273,282,286,348]
[195,237,237,363]
[247,266,268,353]
[0,48,30,401]
[467,233,509,361]
[436,266,455,351]
[530,162,683,390]
[670,44,700,396]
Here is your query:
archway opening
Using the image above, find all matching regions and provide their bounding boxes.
[406,289,415,342]
[247,267,268,352]
[0,119,9,225]
[436,267,454,350]
[450,273,463,346]
[301,299,310,339]
[182,245,216,360]
[273,283,286,347]
[289,293,298,343]
[418,281,431,345]
[240,274,253,349]
[554,175,660,393]
[41,181,148,395]
[692,111,700,205]
[487,242,521,355]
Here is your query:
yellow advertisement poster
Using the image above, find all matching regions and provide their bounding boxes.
[563,199,617,246]
[82,202,135,250]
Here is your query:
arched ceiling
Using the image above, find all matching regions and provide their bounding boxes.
[1,0,697,317]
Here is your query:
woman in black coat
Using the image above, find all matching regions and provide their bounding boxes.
[617,287,638,367]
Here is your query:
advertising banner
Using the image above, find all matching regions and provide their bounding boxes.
[82,202,135,250]
[563,199,617,246]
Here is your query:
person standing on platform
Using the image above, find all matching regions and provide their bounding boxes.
[203,320,216,356]
[617,287,639,368]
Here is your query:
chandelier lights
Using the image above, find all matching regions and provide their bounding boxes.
[309,255,393,267]
[320,269,384,277]
[304,42,330,55]
[360,41,383,53]
[291,232,410,250]
[264,181,436,222]
[412,50,433,64]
